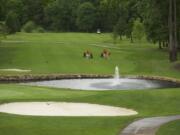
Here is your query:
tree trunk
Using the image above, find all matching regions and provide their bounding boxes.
[159,41,162,49]
[169,0,173,60]
[174,0,178,53]
[163,41,165,47]
[130,34,134,43]
[169,0,178,62]
[166,42,169,47]
[120,35,122,40]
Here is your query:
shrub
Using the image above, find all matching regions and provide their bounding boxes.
[21,21,36,33]
[32,26,45,33]
[22,21,45,33]
[132,19,145,41]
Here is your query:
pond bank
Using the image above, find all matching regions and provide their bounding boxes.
[0,74,179,84]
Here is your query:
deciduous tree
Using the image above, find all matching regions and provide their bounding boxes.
[76,2,96,32]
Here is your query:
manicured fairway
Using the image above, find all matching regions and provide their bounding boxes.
[0,33,179,78]
[0,33,179,135]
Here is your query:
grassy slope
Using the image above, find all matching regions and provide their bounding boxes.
[157,120,180,135]
[0,33,179,78]
[0,33,179,135]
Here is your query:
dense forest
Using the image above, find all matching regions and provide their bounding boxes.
[0,0,179,61]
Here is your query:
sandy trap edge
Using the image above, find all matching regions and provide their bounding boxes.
[0,102,138,117]
[0,69,31,72]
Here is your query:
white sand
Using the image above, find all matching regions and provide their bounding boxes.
[0,69,31,72]
[0,102,138,116]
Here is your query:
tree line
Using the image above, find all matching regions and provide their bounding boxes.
[0,0,179,61]
[0,0,122,32]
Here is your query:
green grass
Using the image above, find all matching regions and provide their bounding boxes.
[0,84,180,135]
[0,85,180,116]
[0,32,179,78]
[0,113,134,135]
[0,33,179,135]
[157,120,180,135]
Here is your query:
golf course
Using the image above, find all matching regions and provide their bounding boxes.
[0,33,179,135]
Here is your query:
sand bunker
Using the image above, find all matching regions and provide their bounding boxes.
[0,69,31,72]
[0,102,138,116]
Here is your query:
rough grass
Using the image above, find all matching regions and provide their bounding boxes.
[157,120,180,135]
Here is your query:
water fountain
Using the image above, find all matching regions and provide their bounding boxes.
[24,66,180,91]
[113,66,120,85]
[114,66,120,80]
